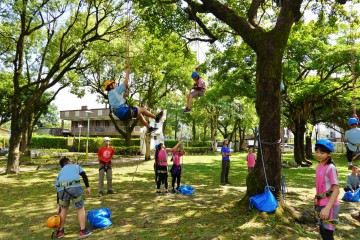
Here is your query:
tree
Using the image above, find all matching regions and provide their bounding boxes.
[282,18,359,166]
[135,0,357,202]
[0,0,127,174]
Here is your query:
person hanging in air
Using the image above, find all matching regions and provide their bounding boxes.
[345,115,360,169]
[103,66,163,133]
[183,71,206,113]
[314,139,339,240]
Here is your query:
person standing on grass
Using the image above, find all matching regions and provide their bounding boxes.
[345,116,360,169]
[220,139,231,185]
[170,143,184,193]
[155,141,182,194]
[55,157,92,238]
[246,148,256,173]
[98,137,116,197]
[314,139,339,240]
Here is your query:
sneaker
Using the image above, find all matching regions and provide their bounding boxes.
[57,228,65,239]
[148,127,158,134]
[183,107,191,113]
[79,227,92,238]
[107,190,116,194]
[155,111,164,123]
[164,190,170,194]
[351,213,360,222]
[98,191,103,197]
[156,190,161,194]
[171,189,176,194]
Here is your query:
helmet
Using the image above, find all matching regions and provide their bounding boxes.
[348,117,358,126]
[47,215,61,228]
[191,71,199,79]
[315,139,334,152]
[103,137,110,142]
[103,80,115,90]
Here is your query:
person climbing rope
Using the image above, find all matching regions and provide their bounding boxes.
[183,71,206,113]
[104,66,163,133]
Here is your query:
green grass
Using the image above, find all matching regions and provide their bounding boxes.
[0,152,360,239]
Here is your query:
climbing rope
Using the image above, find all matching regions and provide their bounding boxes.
[258,130,276,192]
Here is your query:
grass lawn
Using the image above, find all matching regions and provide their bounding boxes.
[1,152,360,239]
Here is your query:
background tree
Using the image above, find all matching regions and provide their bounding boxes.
[0,0,127,174]
[134,0,358,202]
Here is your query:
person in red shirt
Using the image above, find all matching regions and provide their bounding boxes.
[98,137,115,197]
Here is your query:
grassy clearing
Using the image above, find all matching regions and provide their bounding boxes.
[1,152,360,239]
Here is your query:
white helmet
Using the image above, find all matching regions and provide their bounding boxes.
[103,137,110,142]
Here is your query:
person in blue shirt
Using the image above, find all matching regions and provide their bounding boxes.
[103,65,163,134]
[220,139,231,185]
[55,157,92,238]
[345,116,360,169]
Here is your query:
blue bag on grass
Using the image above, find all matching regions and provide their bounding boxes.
[249,188,278,213]
[342,189,360,202]
[342,191,354,201]
[87,208,112,228]
[178,185,194,195]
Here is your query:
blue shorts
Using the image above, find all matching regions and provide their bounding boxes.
[114,106,138,120]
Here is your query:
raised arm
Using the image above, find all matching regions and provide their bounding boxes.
[123,64,130,89]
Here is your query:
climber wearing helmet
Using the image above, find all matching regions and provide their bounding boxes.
[183,71,206,113]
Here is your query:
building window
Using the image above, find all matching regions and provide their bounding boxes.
[75,111,80,117]
[98,109,102,115]
[65,111,69,117]
[105,121,109,127]
[96,121,100,127]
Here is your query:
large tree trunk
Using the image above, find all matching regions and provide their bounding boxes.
[305,130,314,160]
[293,117,312,166]
[6,109,23,174]
[246,50,282,199]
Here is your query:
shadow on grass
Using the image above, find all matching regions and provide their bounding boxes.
[0,153,359,239]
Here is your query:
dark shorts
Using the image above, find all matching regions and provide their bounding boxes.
[57,186,84,209]
[170,164,182,175]
[114,106,138,120]
[190,90,204,98]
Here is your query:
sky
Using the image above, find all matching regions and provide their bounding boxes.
[52,86,105,111]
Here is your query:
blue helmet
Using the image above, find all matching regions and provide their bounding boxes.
[315,139,334,152]
[348,118,358,126]
[191,71,199,79]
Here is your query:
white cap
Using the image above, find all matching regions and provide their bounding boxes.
[103,137,110,142]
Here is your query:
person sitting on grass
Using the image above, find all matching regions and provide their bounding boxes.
[104,65,163,133]
[55,157,92,238]
[344,165,360,193]
[183,71,206,113]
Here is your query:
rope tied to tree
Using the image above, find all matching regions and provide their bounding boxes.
[258,131,276,192]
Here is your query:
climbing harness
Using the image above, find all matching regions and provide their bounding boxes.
[99,161,112,173]
[315,190,333,200]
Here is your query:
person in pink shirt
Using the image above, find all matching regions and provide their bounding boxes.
[183,71,206,113]
[246,148,256,173]
[314,139,339,240]
[170,144,184,193]
[155,141,182,194]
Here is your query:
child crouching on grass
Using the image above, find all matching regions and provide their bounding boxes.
[314,139,339,240]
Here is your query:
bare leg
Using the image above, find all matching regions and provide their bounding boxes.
[186,93,193,109]
[77,206,86,230]
[59,206,68,230]
[138,107,156,119]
